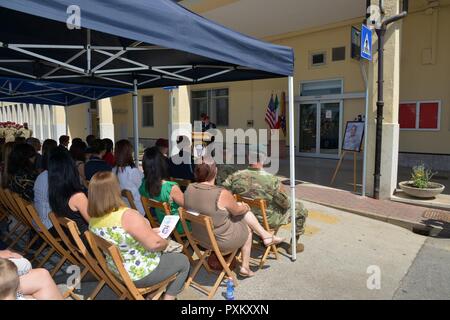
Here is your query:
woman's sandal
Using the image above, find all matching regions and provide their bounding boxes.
[239,267,255,278]
[262,236,284,247]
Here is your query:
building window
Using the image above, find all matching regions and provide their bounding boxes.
[332,47,346,61]
[142,96,154,127]
[399,101,440,130]
[301,79,342,97]
[310,51,326,67]
[191,88,229,126]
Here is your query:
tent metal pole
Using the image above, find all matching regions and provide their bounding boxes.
[132,79,140,167]
[288,76,296,262]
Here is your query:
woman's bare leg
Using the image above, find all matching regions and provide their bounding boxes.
[239,227,254,276]
[19,268,63,300]
[243,211,283,245]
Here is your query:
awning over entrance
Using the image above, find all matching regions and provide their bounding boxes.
[0,0,294,98]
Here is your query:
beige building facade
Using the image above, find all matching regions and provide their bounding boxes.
[0,0,449,199]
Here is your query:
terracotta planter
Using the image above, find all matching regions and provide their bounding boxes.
[399,181,445,199]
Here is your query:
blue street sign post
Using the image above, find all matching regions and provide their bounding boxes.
[360,24,373,61]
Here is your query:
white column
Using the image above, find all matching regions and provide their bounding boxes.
[52,105,67,140]
[17,104,23,124]
[11,105,17,123]
[98,98,115,142]
[132,80,139,166]
[28,104,36,139]
[35,104,44,140]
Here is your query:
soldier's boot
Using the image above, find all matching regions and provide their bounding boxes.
[286,235,304,255]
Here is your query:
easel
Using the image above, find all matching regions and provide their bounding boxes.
[330,150,359,192]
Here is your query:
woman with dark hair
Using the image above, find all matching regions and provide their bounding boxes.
[184,157,283,277]
[69,141,87,186]
[139,147,186,233]
[48,148,90,234]
[102,138,115,167]
[33,141,58,230]
[113,139,144,215]
[8,143,38,202]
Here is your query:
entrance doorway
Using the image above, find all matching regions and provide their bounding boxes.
[298,101,342,158]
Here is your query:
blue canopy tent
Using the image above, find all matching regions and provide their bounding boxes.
[0,0,298,260]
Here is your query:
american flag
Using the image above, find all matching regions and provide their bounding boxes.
[265,95,277,129]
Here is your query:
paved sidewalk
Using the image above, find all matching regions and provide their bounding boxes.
[290,183,450,236]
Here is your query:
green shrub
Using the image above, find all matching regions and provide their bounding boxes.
[410,164,436,189]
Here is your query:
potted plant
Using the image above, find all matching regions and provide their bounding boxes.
[399,164,445,199]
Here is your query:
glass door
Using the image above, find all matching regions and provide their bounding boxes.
[298,101,342,158]
[319,102,341,156]
[298,103,317,154]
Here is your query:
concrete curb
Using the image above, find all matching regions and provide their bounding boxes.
[300,197,441,237]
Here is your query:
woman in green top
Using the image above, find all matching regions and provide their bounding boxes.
[139,147,188,234]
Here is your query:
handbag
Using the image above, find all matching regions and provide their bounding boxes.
[207,252,237,271]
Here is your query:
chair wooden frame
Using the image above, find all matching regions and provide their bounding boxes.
[12,195,79,277]
[0,189,32,249]
[49,212,126,300]
[85,231,176,300]
[140,196,161,228]
[142,198,193,263]
[179,207,238,299]
[121,189,137,211]
[235,195,279,269]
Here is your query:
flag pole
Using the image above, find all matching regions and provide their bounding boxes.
[288,76,296,261]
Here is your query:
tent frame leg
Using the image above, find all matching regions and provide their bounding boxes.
[132,79,140,167]
[288,76,296,262]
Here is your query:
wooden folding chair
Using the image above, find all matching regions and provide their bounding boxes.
[235,195,279,268]
[179,207,238,299]
[12,195,80,278]
[49,212,125,300]
[0,188,31,248]
[121,189,137,210]
[85,231,176,300]
[142,198,193,264]
[140,196,161,228]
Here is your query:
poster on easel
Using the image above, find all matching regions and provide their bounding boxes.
[342,121,365,153]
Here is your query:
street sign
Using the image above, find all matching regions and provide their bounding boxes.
[163,86,178,90]
[360,24,373,61]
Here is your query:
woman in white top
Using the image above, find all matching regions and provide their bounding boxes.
[113,139,145,215]
[33,141,58,230]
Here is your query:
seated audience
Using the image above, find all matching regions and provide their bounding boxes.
[222,146,308,254]
[155,138,169,158]
[1,142,15,188]
[0,250,62,300]
[86,134,96,148]
[8,143,38,202]
[84,139,112,181]
[113,139,144,215]
[36,139,57,172]
[139,147,187,233]
[34,141,58,230]
[58,135,70,150]
[184,157,283,277]
[48,148,90,234]
[102,138,115,167]
[0,257,19,300]
[88,171,190,300]
[168,135,194,181]
[69,141,88,186]
[71,137,83,146]
[26,138,42,171]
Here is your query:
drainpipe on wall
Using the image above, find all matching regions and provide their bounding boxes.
[373,0,409,199]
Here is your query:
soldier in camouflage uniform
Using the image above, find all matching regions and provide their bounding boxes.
[222,147,308,254]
